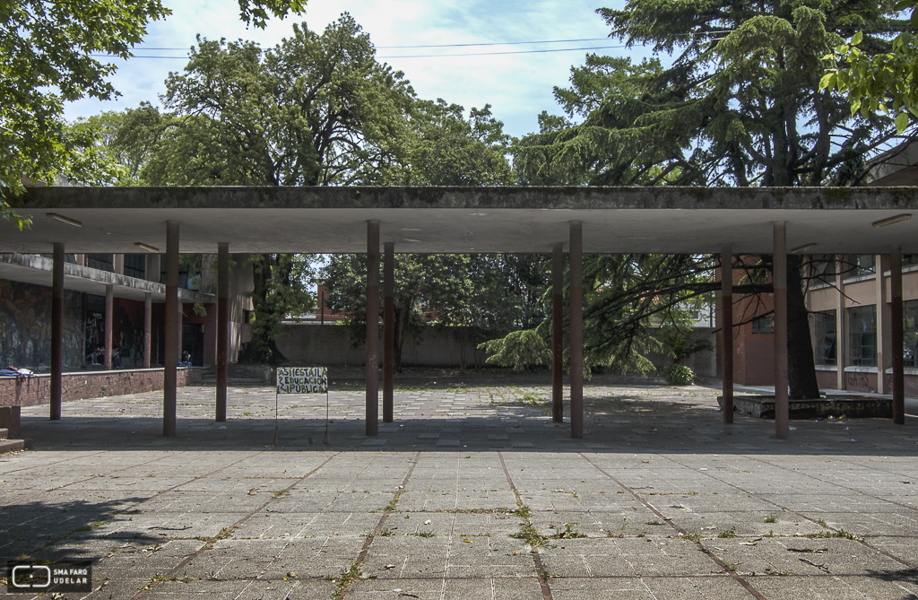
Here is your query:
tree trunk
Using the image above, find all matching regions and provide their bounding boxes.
[238,253,287,365]
[394,301,409,373]
[786,254,820,399]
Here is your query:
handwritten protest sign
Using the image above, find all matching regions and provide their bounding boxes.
[276,367,327,394]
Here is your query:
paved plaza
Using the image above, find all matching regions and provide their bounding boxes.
[2,381,918,599]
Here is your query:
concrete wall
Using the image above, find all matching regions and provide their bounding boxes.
[276,323,718,377]
[0,280,84,370]
[676,327,717,378]
[0,367,201,407]
[276,324,487,368]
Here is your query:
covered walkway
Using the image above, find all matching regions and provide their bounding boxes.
[11,185,918,439]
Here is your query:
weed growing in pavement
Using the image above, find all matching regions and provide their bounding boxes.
[333,562,361,600]
[552,523,586,539]
[803,529,859,540]
[512,523,547,548]
[384,489,404,512]
[764,515,778,524]
[718,526,737,539]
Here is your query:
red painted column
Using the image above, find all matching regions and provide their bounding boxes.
[143,292,152,368]
[773,223,789,439]
[366,220,380,436]
[164,220,179,437]
[383,241,394,423]
[51,243,64,420]
[217,242,229,422]
[570,222,584,438]
[552,242,564,423]
[722,245,734,424]
[104,284,113,370]
[891,247,905,425]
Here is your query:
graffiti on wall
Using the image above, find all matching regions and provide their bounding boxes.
[845,371,875,393]
[0,280,83,369]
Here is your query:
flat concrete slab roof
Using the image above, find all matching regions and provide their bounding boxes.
[0,253,212,302]
[8,186,918,254]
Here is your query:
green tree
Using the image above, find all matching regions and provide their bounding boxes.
[821,3,917,132]
[319,98,521,371]
[506,0,901,397]
[105,15,416,363]
[0,0,305,226]
[392,100,514,186]
[321,253,549,372]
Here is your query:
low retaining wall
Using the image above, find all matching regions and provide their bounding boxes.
[718,394,892,419]
[0,368,202,408]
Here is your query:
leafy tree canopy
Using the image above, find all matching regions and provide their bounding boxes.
[321,253,548,372]
[0,0,305,227]
[821,1,918,133]
[500,0,906,395]
[516,0,903,188]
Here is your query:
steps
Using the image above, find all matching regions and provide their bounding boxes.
[0,426,27,454]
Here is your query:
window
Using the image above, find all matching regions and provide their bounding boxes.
[904,301,918,368]
[848,305,876,366]
[811,255,836,280]
[851,255,875,278]
[813,311,836,365]
[88,253,114,272]
[751,315,774,334]
[123,254,145,279]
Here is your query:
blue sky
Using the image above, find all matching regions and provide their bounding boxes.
[63,0,638,139]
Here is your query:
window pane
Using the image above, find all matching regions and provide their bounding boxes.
[848,305,876,366]
[814,311,836,365]
[905,300,918,368]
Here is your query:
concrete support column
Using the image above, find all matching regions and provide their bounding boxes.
[383,242,395,424]
[552,242,564,423]
[877,255,891,394]
[570,222,584,439]
[51,243,64,420]
[114,254,124,276]
[721,245,734,424]
[143,292,152,368]
[366,221,380,436]
[216,242,229,422]
[164,220,180,437]
[891,247,905,425]
[773,223,789,439]
[836,256,847,390]
[104,284,114,370]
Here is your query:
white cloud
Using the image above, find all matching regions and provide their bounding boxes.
[64,0,627,138]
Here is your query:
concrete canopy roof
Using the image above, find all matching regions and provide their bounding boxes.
[0,254,212,303]
[7,185,918,255]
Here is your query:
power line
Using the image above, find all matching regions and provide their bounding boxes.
[91,44,633,60]
[380,45,630,59]
[380,37,611,49]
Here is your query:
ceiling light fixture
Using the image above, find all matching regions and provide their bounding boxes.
[46,213,82,227]
[134,242,160,253]
[872,213,912,228]
[791,243,817,254]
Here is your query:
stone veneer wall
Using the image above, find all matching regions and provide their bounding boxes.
[0,368,201,407]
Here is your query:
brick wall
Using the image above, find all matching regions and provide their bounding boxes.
[0,368,202,407]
